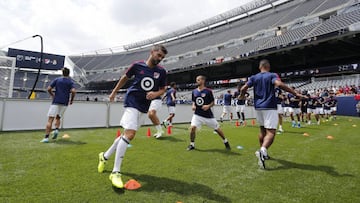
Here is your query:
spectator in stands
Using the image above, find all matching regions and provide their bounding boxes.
[240,59,301,169]
[40,67,76,143]
[97,44,167,188]
[220,90,233,122]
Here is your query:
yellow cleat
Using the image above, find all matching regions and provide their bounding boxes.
[109,172,124,188]
[97,152,106,173]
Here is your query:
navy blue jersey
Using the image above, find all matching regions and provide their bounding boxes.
[247,72,279,110]
[315,96,325,108]
[223,93,232,106]
[308,97,317,109]
[50,77,75,106]
[301,97,308,108]
[234,91,247,105]
[124,61,167,113]
[166,88,176,106]
[288,93,300,108]
[192,88,214,118]
[275,88,282,104]
[329,96,337,107]
[324,98,332,110]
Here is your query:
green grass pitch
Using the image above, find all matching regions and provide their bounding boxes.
[1,116,359,202]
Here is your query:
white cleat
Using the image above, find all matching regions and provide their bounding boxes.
[154,131,163,139]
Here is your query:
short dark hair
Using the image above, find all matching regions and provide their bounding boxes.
[170,82,176,87]
[62,67,70,76]
[259,59,270,68]
[152,44,168,55]
[197,75,206,81]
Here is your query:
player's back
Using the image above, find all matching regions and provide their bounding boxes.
[51,77,74,105]
[223,93,232,106]
[248,72,278,110]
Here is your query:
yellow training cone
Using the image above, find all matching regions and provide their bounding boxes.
[333,123,338,126]
[352,124,357,127]
[326,135,334,140]
[303,133,310,137]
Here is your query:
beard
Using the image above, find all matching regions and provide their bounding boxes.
[151,58,160,65]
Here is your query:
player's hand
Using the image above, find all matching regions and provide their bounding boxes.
[146,91,157,100]
[202,105,210,111]
[69,100,73,105]
[192,105,196,111]
[109,92,116,102]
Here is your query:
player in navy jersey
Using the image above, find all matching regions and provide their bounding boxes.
[306,94,317,125]
[40,68,76,143]
[315,93,325,125]
[329,91,337,120]
[240,59,300,169]
[163,82,177,128]
[300,91,308,123]
[275,88,284,133]
[97,45,167,188]
[288,88,301,128]
[187,75,231,151]
[234,83,249,124]
[220,90,233,122]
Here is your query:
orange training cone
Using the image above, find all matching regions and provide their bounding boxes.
[167,126,172,135]
[147,128,151,137]
[235,120,240,127]
[252,119,256,126]
[116,129,121,138]
[124,179,141,190]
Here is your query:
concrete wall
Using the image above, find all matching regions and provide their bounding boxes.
[0,98,256,131]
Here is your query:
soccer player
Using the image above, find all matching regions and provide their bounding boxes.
[97,45,167,188]
[148,97,165,139]
[329,91,337,120]
[234,83,249,124]
[187,75,231,151]
[220,90,233,122]
[315,93,325,125]
[300,91,308,123]
[275,88,284,133]
[240,59,301,169]
[40,68,76,143]
[163,82,177,128]
[306,94,317,125]
[288,88,301,128]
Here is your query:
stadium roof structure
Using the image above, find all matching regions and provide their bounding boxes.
[123,0,287,51]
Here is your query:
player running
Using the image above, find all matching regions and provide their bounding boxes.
[40,68,76,143]
[220,90,233,122]
[234,83,249,125]
[187,75,231,151]
[163,82,177,128]
[97,45,167,188]
[240,59,301,169]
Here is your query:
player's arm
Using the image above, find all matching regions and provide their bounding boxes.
[239,84,249,99]
[192,102,196,111]
[275,80,302,98]
[146,87,166,100]
[109,75,129,102]
[202,101,214,111]
[69,88,76,105]
[47,86,54,98]
[171,92,176,102]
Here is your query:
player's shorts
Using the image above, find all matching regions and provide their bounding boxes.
[256,109,278,129]
[168,106,176,114]
[222,105,233,114]
[301,107,307,113]
[120,107,145,131]
[191,114,219,130]
[324,109,332,115]
[235,105,245,113]
[315,107,324,115]
[331,107,337,112]
[289,107,301,114]
[277,104,284,114]
[148,99,162,112]
[47,104,67,118]
[283,106,291,114]
[307,108,316,114]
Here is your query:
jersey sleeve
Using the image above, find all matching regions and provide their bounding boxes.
[158,69,167,88]
[208,90,215,103]
[271,73,280,84]
[49,78,57,88]
[125,63,136,78]
[247,76,253,87]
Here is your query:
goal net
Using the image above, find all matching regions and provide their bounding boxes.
[0,56,15,98]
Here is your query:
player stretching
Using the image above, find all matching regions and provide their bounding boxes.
[187,75,231,151]
[97,45,167,188]
[40,68,76,143]
[220,90,233,122]
[240,59,300,169]
[234,83,248,125]
[275,88,284,133]
[163,82,177,128]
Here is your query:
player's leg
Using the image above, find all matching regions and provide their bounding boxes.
[41,105,58,143]
[307,109,312,125]
[296,109,301,128]
[148,100,163,138]
[241,106,245,123]
[236,105,241,120]
[289,108,296,127]
[187,114,201,150]
[220,107,226,123]
[277,104,283,132]
[208,118,230,150]
[98,136,121,173]
[164,106,175,126]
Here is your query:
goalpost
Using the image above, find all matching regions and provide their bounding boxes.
[0,56,16,98]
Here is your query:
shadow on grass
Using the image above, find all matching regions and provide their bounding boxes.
[196,148,240,156]
[55,139,87,145]
[123,172,231,202]
[157,136,184,142]
[270,158,354,177]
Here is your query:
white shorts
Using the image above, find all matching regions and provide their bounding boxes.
[307,108,315,114]
[236,105,245,113]
[315,107,324,115]
[47,104,67,117]
[324,109,332,115]
[222,105,233,114]
[256,110,278,129]
[148,99,162,112]
[289,107,301,114]
[120,107,145,131]
[168,106,176,114]
[191,114,219,130]
[331,107,337,112]
[283,107,291,114]
[277,104,284,114]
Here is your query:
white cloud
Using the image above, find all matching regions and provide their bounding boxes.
[0,0,252,55]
